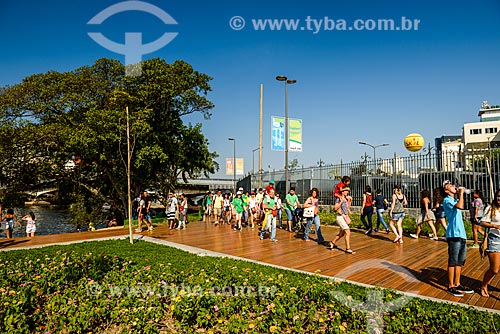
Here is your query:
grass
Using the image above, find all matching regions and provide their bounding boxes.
[0,240,498,333]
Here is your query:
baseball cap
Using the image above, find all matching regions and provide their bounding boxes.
[443,180,453,187]
[341,187,350,192]
[238,187,244,191]
[269,180,275,184]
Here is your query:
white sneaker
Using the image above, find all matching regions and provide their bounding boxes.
[428,233,434,238]
[410,234,418,239]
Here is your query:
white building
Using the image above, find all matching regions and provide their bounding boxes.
[463,104,500,150]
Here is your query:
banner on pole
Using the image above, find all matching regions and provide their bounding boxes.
[226,158,244,175]
[271,116,302,152]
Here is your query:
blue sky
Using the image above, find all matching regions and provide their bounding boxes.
[1,0,500,178]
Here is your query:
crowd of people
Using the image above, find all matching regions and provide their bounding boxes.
[188,176,500,299]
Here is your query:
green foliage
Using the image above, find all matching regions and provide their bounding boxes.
[0,58,218,224]
[0,240,497,333]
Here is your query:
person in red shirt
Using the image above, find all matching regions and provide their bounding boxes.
[333,176,351,199]
[265,180,275,194]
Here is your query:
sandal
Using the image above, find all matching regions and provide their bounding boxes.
[346,249,356,254]
[327,242,337,250]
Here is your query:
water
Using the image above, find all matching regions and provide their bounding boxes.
[1,206,77,238]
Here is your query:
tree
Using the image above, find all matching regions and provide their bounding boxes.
[0,58,218,220]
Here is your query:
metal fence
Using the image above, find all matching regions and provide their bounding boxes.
[241,150,500,209]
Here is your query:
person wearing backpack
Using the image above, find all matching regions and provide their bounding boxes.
[360,185,374,235]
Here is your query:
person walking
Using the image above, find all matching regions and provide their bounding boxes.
[203,191,213,223]
[303,188,325,244]
[223,193,231,224]
[1,208,21,239]
[22,211,36,237]
[284,187,300,232]
[259,188,278,242]
[232,192,244,231]
[432,187,448,238]
[442,180,474,297]
[469,189,485,248]
[360,185,374,235]
[212,190,224,225]
[373,189,390,233]
[389,185,407,243]
[177,193,188,230]
[479,189,500,297]
[410,189,439,240]
[275,193,283,229]
[328,186,355,254]
[166,192,178,230]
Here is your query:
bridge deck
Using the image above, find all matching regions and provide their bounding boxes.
[1,221,498,312]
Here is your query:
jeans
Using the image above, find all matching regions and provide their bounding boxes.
[304,214,324,243]
[260,213,277,240]
[376,209,388,230]
[277,209,282,227]
[447,237,466,266]
[360,207,373,231]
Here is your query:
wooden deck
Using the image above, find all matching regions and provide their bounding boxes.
[1,221,499,312]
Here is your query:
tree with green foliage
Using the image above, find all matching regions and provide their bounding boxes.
[0,58,218,221]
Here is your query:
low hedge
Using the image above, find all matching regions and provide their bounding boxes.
[0,240,497,333]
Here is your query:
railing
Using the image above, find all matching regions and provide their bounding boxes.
[243,150,500,209]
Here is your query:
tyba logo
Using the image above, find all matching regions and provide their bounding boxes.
[87,1,178,76]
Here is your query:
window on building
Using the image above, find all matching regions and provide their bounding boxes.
[470,128,482,135]
[485,127,498,134]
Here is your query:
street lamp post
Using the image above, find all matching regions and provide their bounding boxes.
[358,142,389,175]
[229,138,236,193]
[276,75,296,195]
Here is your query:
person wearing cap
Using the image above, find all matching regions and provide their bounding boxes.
[442,180,474,297]
[265,180,275,195]
[232,191,244,231]
[248,191,257,228]
[329,186,355,254]
[203,191,213,223]
[389,185,407,244]
[259,188,278,242]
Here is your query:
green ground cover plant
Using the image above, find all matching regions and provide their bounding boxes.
[0,240,497,333]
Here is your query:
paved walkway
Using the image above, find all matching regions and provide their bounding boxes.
[1,221,499,312]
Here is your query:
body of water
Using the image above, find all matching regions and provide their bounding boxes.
[1,206,78,238]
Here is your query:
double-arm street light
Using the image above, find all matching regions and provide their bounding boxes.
[276,75,297,194]
[228,138,236,193]
[358,141,389,174]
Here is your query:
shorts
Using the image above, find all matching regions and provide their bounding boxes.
[471,216,482,226]
[487,232,500,253]
[4,220,14,230]
[167,211,176,220]
[391,212,405,221]
[224,206,230,212]
[434,207,446,219]
[447,237,467,266]
[26,224,36,233]
[336,215,350,231]
[416,210,436,224]
[285,208,293,221]
[213,207,222,217]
